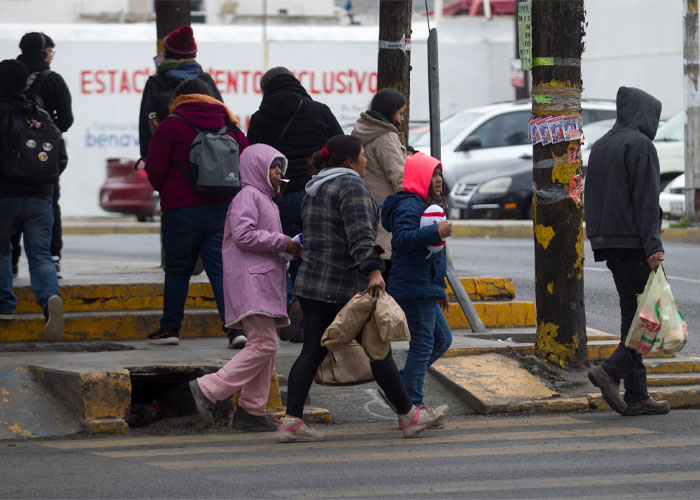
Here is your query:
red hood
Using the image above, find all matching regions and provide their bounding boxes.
[402,152,441,201]
[171,101,228,130]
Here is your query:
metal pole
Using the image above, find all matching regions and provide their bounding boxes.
[427,28,486,333]
[684,0,700,221]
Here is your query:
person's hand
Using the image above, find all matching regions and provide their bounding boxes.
[438,296,450,313]
[647,250,664,271]
[438,220,453,238]
[367,269,385,295]
[285,237,302,259]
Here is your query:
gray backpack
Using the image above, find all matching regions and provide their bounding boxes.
[169,113,241,198]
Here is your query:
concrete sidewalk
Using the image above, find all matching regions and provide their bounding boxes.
[63,216,700,243]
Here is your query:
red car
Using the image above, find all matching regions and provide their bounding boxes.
[99,157,160,221]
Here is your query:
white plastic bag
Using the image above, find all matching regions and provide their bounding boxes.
[660,283,688,354]
[625,269,664,355]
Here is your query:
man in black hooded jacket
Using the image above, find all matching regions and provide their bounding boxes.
[585,86,669,417]
[13,32,73,279]
[247,67,343,343]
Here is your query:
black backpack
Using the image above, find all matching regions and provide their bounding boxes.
[0,97,63,186]
[169,113,241,198]
[149,73,183,124]
[26,69,53,110]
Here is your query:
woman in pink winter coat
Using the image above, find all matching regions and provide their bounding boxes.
[188,143,302,431]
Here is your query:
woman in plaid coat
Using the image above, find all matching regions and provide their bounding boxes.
[276,135,444,443]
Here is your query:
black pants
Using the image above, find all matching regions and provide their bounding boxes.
[11,182,62,266]
[285,297,413,419]
[602,257,651,403]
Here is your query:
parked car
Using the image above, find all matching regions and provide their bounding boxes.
[99,157,159,221]
[660,174,686,219]
[449,158,533,219]
[411,100,617,193]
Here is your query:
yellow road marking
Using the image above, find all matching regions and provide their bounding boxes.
[43,415,588,449]
[149,429,663,470]
[95,426,651,458]
[274,470,700,499]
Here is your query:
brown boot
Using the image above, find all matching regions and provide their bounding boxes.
[626,397,670,416]
[588,365,626,415]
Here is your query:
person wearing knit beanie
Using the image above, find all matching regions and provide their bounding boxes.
[0,59,29,97]
[19,32,54,57]
[163,26,197,59]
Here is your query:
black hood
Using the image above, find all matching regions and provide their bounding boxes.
[17,53,49,73]
[258,74,311,120]
[613,86,662,141]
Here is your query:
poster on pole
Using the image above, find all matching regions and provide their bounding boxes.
[518,1,532,71]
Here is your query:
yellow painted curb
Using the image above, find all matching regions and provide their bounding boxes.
[649,387,700,407]
[444,345,535,357]
[29,366,131,422]
[661,227,700,244]
[63,225,160,236]
[15,283,216,314]
[81,418,129,434]
[271,407,332,424]
[645,357,700,374]
[588,341,673,362]
[0,310,224,342]
[444,301,536,329]
[446,277,516,302]
[647,373,700,387]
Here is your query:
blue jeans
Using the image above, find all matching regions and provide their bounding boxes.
[397,298,453,405]
[0,197,59,314]
[161,202,228,331]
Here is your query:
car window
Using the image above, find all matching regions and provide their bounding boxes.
[413,110,486,146]
[656,112,684,142]
[581,109,615,125]
[469,111,530,149]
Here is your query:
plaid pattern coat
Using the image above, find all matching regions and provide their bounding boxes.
[294,171,383,303]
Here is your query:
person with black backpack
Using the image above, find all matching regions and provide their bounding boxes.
[138,25,222,159]
[144,77,249,347]
[0,59,66,341]
[12,32,73,279]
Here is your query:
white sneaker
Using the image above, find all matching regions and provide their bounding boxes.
[398,405,441,438]
[228,333,247,349]
[276,416,326,443]
[43,295,63,342]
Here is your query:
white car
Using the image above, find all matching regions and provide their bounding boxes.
[411,100,617,192]
[660,174,686,219]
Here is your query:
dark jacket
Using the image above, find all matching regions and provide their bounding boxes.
[382,153,446,300]
[145,100,248,212]
[584,86,664,259]
[0,95,68,201]
[17,54,73,133]
[294,168,383,303]
[247,74,343,193]
[138,61,222,157]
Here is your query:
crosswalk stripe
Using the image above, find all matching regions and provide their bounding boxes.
[273,470,700,499]
[94,426,651,458]
[150,431,682,470]
[43,415,588,450]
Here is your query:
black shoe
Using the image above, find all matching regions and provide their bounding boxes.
[232,407,277,432]
[626,397,671,416]
[226,329,247,349]
[147,327,180,345]
[189,379,214,425]
[588,365,626,415]
[278,300,303,341]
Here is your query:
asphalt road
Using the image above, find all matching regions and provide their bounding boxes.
[4,410,700,499]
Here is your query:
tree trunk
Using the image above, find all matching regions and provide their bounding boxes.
[154,0,192,54]
[378,0,413,145]
[531,0,587,370]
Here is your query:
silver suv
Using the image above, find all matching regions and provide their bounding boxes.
[411,99,617,192]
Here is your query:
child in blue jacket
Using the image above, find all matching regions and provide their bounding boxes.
[381,152,453,411]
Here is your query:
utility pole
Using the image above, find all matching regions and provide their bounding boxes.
[530,0,587,370]
[377,0,412,145]
[154,0,191,54]
[684,0,700,222]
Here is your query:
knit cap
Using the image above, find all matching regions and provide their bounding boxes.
[163,26,197,58]
[19,32,53,54]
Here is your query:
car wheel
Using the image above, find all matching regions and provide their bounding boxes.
[136,215,148,222]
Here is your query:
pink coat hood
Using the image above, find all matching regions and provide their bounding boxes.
[402,152,441,202]
[240,143,288,197]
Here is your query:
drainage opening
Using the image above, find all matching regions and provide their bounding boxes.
[126,365,232,429]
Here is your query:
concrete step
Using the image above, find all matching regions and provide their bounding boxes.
[14,277,519,315]
[588,340,674,361]
[647,373,700,387]
[0,309,225,343]
[444,301,536,329]
[644,355,700,375]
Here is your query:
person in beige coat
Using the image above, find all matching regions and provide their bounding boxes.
[351,88,407,276]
